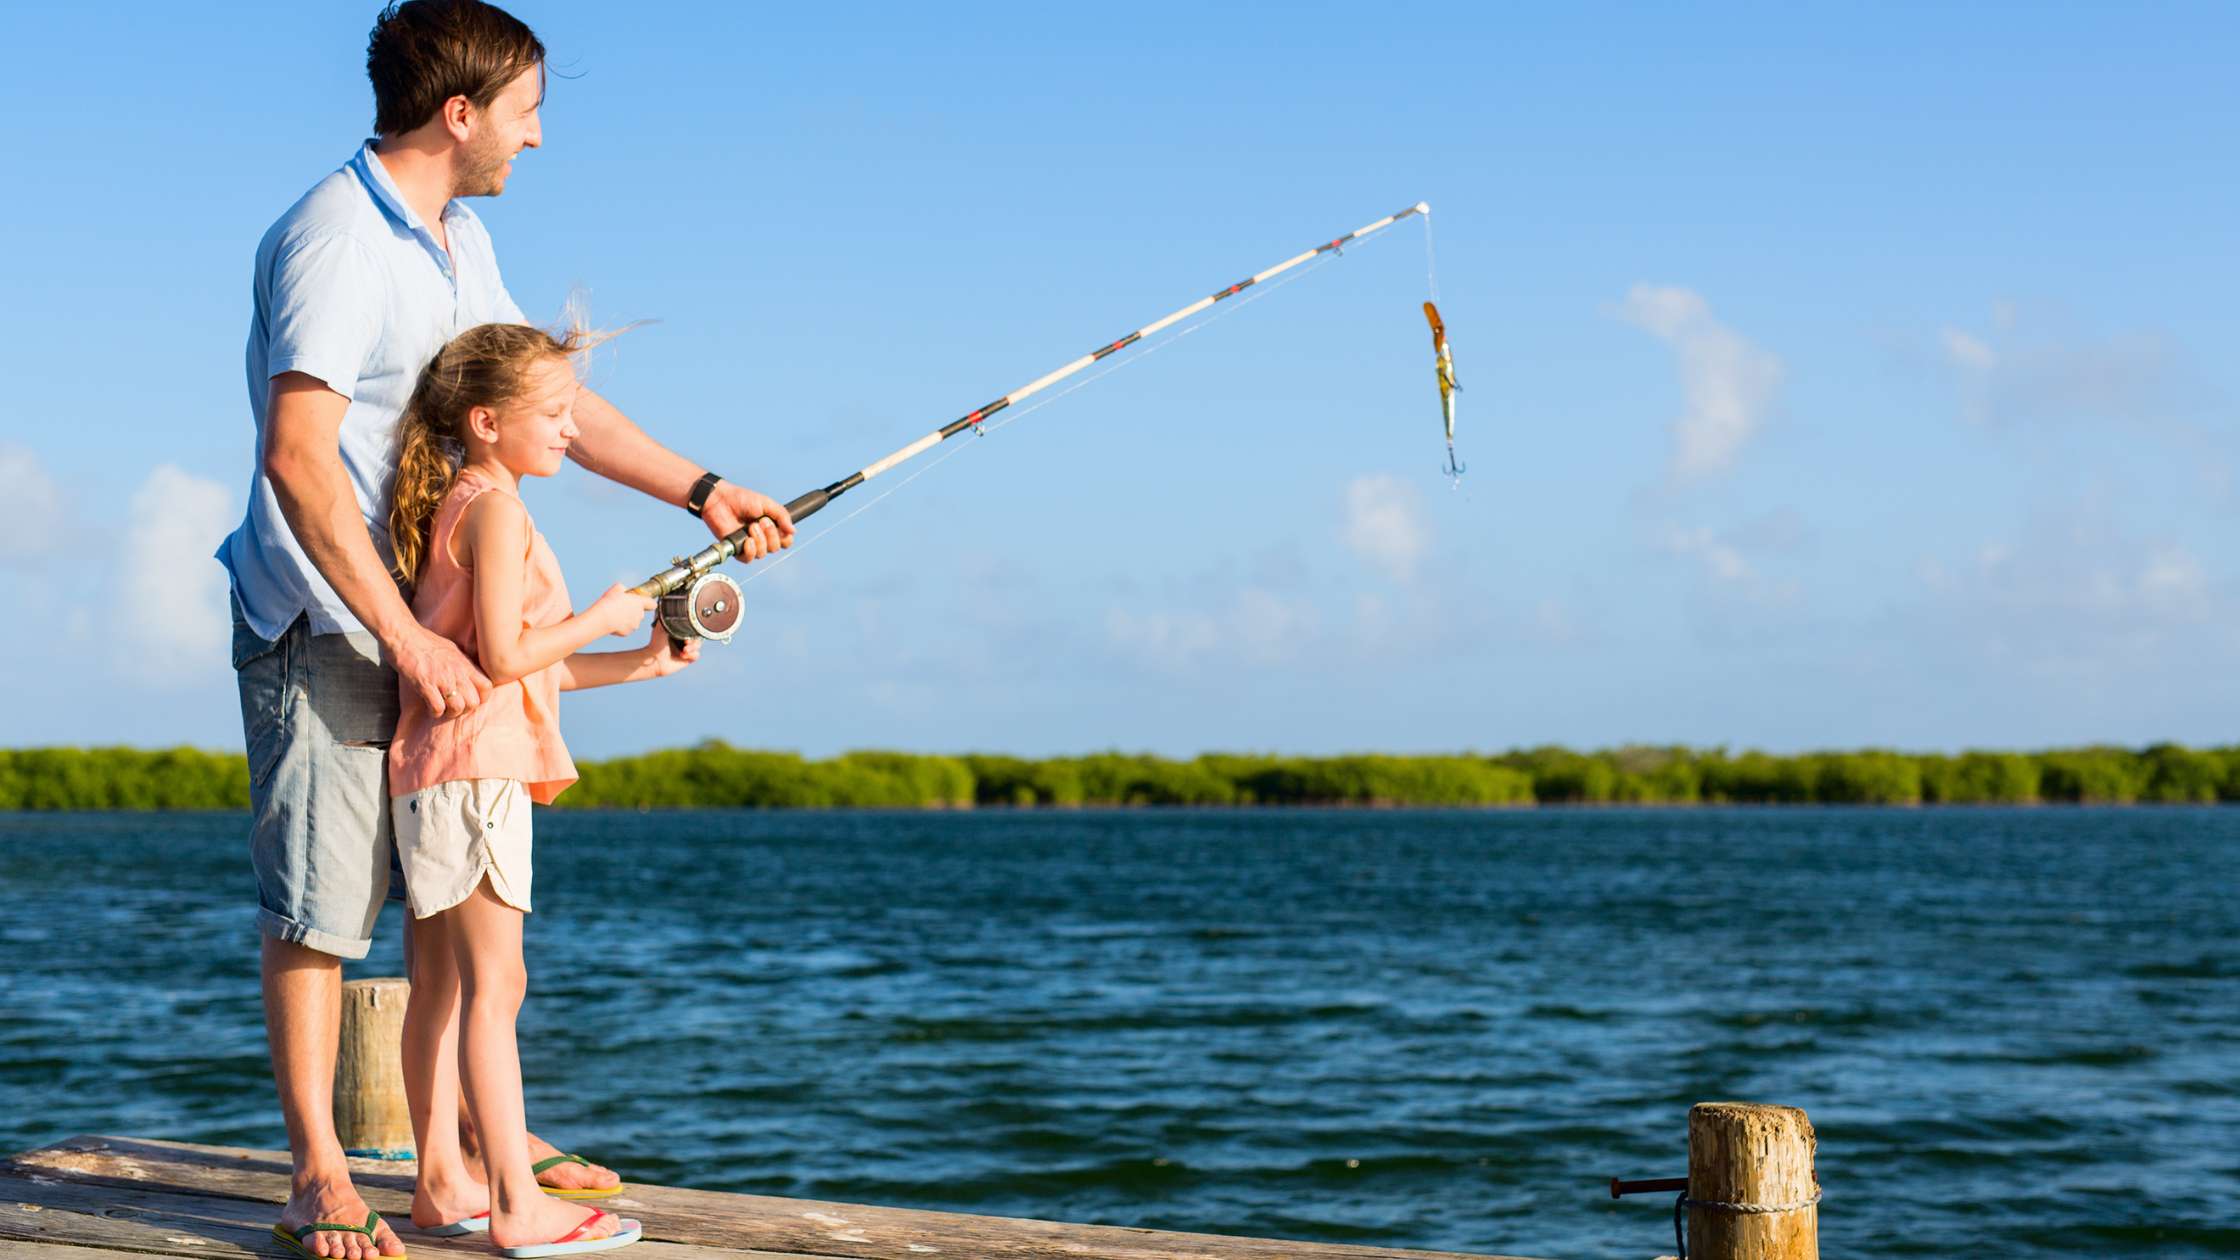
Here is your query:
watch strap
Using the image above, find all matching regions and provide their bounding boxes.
[686,471,723,518]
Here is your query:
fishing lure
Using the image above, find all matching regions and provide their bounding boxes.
[1423,300,1462,482]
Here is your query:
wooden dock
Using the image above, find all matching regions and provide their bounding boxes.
[1,1135,1543,1260]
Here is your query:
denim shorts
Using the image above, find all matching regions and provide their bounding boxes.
[233,598,404,959]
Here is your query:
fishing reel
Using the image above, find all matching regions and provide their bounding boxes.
[633,490,832,648]
[656,569,743,644]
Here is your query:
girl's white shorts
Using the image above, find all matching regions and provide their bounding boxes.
[391,777,534,918]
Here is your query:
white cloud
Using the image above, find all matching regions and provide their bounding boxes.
[0,444,63,562]
[1617,285,1783,479]
[119,466,238,680]
[1908,506,2232,693]
[2138,546,2207,612]
[1936,307,2209,431]
[1531,597,1580,646]
[1656,513,1806,614]
[1342,473,1428,582]
[1940,327,1996,370]
[1105,586,1319,672]
[1106,604,1217,669]
[1660,524,1754,583]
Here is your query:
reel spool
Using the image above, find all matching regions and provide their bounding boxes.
[657,570,744,643]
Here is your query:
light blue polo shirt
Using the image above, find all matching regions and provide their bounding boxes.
[218,142,528,641]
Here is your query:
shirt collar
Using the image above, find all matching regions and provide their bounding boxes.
[353,141,470,279]
[351,141,467,238]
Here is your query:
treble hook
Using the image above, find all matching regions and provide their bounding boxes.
[1443,446,1466,487]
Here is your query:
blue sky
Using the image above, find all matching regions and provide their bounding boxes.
[1,3,2234,758]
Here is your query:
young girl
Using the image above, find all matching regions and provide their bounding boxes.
[385,322,689,1257]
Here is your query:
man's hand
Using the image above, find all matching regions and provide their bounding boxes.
[700,481,795,562]
[390,626,493,718]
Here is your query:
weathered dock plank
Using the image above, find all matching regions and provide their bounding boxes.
[0,1172,763,1259]
[5,1136,1542,1260]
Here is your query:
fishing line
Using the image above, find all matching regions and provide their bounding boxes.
[628,202,1438,645]
[736,240,1368,586]
[1423,206,1441,303]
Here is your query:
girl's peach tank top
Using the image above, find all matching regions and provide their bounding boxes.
[388,469,578,804]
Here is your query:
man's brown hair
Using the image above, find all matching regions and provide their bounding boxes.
[366,0,545,137]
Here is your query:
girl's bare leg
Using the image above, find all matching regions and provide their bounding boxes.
[400,909,490,1227]
[449,879,620,1249]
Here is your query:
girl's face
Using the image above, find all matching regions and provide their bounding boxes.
[472,356,580,478]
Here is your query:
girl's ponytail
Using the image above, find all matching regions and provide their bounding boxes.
[387,364,461,592]
[387,316,618,592]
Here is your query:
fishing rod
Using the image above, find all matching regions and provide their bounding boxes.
[633,201,1434,645]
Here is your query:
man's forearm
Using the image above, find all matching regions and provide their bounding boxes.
[262,381,420,646]
[260,375,489,711]
[269,458,420,644]
[568,387,702,506]
[567,386,793,561]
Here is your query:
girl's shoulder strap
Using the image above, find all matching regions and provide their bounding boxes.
[434,470,517,570]
[448,473,542,569]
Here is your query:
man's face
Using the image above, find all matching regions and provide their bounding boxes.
[457,64,543,198]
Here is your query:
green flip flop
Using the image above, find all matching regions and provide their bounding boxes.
[272,1209,400,1259]
[534,1154,621,1199]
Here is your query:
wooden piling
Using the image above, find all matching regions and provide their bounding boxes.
[334,977,412,1158]
[1684,1101,1818,1259]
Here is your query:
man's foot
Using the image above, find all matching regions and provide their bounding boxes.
[489,1200,629,1253]
[458,1126,622,1196]
[276,1176,406,1259]
[409,1166,492,1233]
[525,1133,619,1195]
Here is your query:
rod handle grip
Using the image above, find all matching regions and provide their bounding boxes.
[719,487,830,554]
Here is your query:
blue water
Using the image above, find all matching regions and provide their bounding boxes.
[1,808,2233,1257]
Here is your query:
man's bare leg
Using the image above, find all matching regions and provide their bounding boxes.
[262,937,405,1259]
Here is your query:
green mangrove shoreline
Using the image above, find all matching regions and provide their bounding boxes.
[2,742,2236,810]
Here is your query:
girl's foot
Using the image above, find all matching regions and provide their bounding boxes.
[409,1169,492,1233]
[491,1201,637,1256]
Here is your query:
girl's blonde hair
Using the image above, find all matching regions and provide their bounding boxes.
[388,321,591,590]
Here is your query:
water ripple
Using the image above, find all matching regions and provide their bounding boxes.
[1,807,2234,1259]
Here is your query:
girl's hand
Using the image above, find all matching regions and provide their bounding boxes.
[587,584,655,638]
[647,622,702,676]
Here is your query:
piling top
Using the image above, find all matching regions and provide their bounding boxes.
[1686,1102,1819,1259]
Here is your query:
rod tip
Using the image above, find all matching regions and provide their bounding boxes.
[1415,201,1431,215]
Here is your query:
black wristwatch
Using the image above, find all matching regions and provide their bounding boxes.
[685,471,723,518]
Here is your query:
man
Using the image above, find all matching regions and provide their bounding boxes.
[217,4,792,1256]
